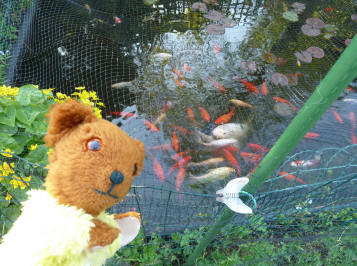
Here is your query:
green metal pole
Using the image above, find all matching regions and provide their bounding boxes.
[185,35,357,265]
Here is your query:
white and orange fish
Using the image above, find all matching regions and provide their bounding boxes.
[290,155,320,168]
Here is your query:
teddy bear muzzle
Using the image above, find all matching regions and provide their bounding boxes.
[94,170,125,199]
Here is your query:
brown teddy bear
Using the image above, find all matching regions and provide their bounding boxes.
[0,99,145,265]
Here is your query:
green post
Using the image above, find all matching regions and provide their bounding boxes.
[185,35,357,265]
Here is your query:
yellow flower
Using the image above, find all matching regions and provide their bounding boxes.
[1,148,13,157]
[0,162,15,178]
[33,85,39,88]
[5,192,12,201]
[75,86,85,90]
[29,144,38,151]
[47,148,54,156]
[10,175,31,190]
[10,162,15,168]
[96,102,105,107]
[89,91,99,100]
[94,107,102,118]
[42,88,54,96]
[0,85,19,97]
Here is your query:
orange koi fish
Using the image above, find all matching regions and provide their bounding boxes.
[272,97,299,112]
[187,107,197,124]
[304,132,320,139]
[224,145,239,154]
[168,156,191,176]
[144,120,160,132]
[222,148,240,174]
[171,125,190,135]
[149,154,165,182]
[176,167,186,192]
[261,81,268,95]
[171,150,189,161]
[109,111,137,119]
[237,78,260,94]
[214,107,235,124]
[229,99,255,108]
[172,131,180,152]
[199,106,211,122]
[247,143,270,153]
[278,171,306,185]
[345,87,356,93]
[182,63,191,71]
[325,7,335,12]
[174,77,184,87]
[148,143,173,151]
[161,101,175,112]
[352,133,357,144]
[331,110,343,124]
[294,73,303,78]
[207,76,227,93]
[173,68,185,80]
[247,161,261,178]
[240,152,263,163]
[214,44,220,54]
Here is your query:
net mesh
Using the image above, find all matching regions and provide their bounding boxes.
[1,0,357,264]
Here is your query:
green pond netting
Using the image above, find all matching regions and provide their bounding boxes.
[1,0,357,263]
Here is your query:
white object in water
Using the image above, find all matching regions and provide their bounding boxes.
[57,46,68,57]
[216,177,252,214]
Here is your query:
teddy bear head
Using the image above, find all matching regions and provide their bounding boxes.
[43,100,145,216]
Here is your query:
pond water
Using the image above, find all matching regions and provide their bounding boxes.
[104,0,357,197]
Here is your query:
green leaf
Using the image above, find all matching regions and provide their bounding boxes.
[25,119,48,135]
[15,106,41,125]
[25,144,49,167]
[16,85,46,106]
[0,105,16,127]
[0,124,18,135]
[13,134,31,147]
[0,97,15,106]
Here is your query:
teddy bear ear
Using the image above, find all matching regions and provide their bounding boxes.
[44,99,98,147]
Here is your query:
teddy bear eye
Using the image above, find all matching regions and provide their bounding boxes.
[86,138,102,151]
[132,164,138,175]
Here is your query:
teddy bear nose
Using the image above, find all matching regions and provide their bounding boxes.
[110,171,124,184]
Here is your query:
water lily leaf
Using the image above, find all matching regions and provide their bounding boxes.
[306,18,325,29]
[221,17,237,28]
[291,2,306,10]
[274,102,294,116]
[345,39,352,46]
[272,73,289,86]
[351,14,357,22]
[283,11,299,22]
[306,46,324,58]
[206,24,225,34]
[262,52,277,63]
[191,2,207,13]
[301,24,320,36]
[241,61,257,72]
[204,10,222,21]
[293,8,304,15]
[294,51,312,63]
[323,33,333,39]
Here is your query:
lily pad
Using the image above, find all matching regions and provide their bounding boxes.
[323,33,333,39]
[191,2,207,13]
[262,52,277,64]
[294,51,312,63]
[221,17,237,28]
[301,24,321,36]
[274,102,294,116]
[241,61,257,72]
[345,39,352,46]
[351,14,357,22]
[306,46,324,58]
[204,10,222,21]
[283,11,299,22]
[206,24,225,35]
[272,73,289,86]
[293,8,304,15]
[306,18,326,29]
[291,2,306,10]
